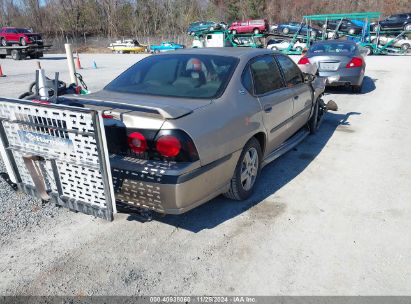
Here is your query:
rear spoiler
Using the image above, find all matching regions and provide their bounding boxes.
[58,96,193,120]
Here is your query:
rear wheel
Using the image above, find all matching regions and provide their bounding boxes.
[20,38,27,46]
[401,43,410,51]
[224,137,261,201]
[295,46,303,52]
[282,27,289,34]
[352,82,363,94]
[404,24,411,31]
[253,28,260,34]
[308,99,320,134]
[0,38,7,47]
[364,45,373,55]
[11,50,21,60]
[231,30,237,35]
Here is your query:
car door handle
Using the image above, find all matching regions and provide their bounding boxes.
[294,95,299,100]
[264,105,272,113]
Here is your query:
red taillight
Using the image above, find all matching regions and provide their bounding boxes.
[346,57,363,68]
[298,57,310,65]
[102,114,114,119]
[128,132,147,153]
[156,135,181,158]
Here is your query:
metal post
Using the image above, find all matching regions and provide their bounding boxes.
[64,43,77,85]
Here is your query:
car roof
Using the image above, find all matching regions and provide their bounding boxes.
[169,47,276,59]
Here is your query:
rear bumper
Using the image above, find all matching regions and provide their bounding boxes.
[110,151,241,214]
[319,67,364,86]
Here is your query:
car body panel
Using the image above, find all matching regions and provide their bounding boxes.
[305,40,366,86]
[276,22,322,36]
[374,13,411,31]
[187,21,226,35]
[318,19,363,35]
[62,48,321,214]
[229,19,269,33]
[267,40,307,51]
[149,42,185,52]
[0,27,43,45]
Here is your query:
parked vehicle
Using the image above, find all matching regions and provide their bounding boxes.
[108,39,146,53]
[187,21,227,35]
[149,42,185,53]
[275,22,322,37]
[370,34,410,51]
[0,27,43,46]
[266,39,307,52]
[60,48,326,214]
[372,13,411,32]
[298,40,366,93]
[317,19,363,35]
[229,19,269,34]
[232,35,264,48]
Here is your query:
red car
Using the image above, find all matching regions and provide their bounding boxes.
[229,19,269,34]
[0,27,43,47]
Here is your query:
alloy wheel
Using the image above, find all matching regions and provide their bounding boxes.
[240,147,259,191]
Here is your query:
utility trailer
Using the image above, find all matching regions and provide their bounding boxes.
[0,97,117,221]
[0,44,51,60]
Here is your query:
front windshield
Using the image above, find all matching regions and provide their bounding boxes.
[309,43,356,54]
[16,28,32,33]
[104,54,238,99]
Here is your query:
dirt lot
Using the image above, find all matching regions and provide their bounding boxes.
[0,53,411,295]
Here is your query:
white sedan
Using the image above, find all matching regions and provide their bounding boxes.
[266,40,307,52]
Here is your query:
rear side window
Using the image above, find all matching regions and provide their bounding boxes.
[250,56,284,95]
[241,66,253,94]
[276,55,303,87]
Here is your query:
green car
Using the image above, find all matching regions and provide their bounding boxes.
[187,21,227,35]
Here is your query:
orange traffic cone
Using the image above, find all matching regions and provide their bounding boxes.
[76,52,82,69]
[0,64,5,77]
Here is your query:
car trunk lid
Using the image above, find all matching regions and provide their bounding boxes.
[307,54,353,71]
[67,90,212,120]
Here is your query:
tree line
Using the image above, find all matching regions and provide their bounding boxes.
[0,0,410,39]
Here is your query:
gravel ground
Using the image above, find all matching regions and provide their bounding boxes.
[0,53,411,295]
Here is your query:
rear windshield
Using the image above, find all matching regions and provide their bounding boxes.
[105,54,238,99]
[309,43,356,54]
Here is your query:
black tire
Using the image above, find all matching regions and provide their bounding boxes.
[1,38,7,47]
[20,38,27,46]
[11,50,21,60]
[352,82,362,94]
[224,137,262,201]
[404,24,411,31]
[282,27,289,34]
[231,30,237,35]
[308,100,319,134]
[364,46,373,55]
[253,28,260,34]
[295,46,303,52]
[401,43,410,51]
[0,54,6,59]
[209,26,214,31]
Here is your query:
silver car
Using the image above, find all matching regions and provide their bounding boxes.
[298,40,366,93]
[61,48,326,214]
